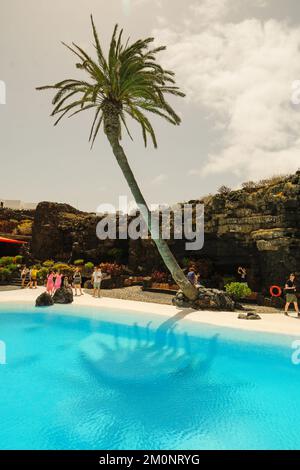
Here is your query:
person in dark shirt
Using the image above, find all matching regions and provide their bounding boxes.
[73,268,83,296]
[284,273,299,316]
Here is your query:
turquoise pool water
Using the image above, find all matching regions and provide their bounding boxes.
[0,302,300,450]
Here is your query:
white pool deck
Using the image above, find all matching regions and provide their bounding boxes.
[0,287,300,337]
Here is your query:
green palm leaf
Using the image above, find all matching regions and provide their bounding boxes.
[37,15,185,147]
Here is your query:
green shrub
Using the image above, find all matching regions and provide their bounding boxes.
[223,276,237,286]
[0,268,12,282]
[74,259,84,266]
[85,262,94,269]
[14,255,23,264]
[37,267,49,282]
[225,282,252,300]
[42,260,55,268]
[7,264,19,272]
[16,220,33,235]
[53,263,74,276]
[0,256,15,266]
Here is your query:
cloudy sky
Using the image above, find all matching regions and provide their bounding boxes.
[1,0,300,211]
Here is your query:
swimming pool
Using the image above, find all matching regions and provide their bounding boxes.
[0,302,299,450]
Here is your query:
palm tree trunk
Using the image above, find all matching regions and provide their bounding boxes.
[103,105,198,301]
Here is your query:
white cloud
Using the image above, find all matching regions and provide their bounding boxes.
[189,0,230,25]
[153,2,300,180]
[132,0,162,7]
[151,174,168,185]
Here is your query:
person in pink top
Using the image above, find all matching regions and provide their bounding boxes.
[46,271,54,295]
[54,271,62,293]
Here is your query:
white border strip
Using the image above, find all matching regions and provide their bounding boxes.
[1,287,300,337]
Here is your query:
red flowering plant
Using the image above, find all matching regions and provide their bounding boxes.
[151,271,168,283]
[100,262,123,277]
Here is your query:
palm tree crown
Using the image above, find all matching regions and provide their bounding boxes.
[37,15,185,148]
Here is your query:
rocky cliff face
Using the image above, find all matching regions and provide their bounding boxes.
[0,208,34,237]
[0,208,35,257]
[30,202,128,264]
[198,171,300,290]
[128,172,300,290]
[22,171,300,291]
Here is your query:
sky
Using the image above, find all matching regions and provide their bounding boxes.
[0,0,300,211]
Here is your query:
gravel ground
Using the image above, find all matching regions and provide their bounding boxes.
[83,285,174,306]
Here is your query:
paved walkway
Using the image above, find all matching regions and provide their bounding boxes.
[0,286,300,337]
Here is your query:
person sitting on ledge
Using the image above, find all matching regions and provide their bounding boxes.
[187,267,196,286]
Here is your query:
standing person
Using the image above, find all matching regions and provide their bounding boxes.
[54,271,62,293]
[29,267,38,289]
[92,266,103,298]
[46,271,55,295]
[237,266,247,284]
[20,266,28,289]
[73,268,83,296]
[284,273,299,317]
[187,267,196,286]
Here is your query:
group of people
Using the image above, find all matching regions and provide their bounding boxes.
[20,265,104,299]
[45,266,104,298]
[236,267,299,315]
[21,262,298,313]
[21,266,38,289]
[46,270,64,295]
[186,265,248,288]
[186,265,299,316]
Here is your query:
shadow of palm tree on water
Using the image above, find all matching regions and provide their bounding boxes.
[79,310,219,386]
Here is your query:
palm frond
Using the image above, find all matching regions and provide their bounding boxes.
[90,112,104,148]
[90,15,108,72]
[37,17,185,148]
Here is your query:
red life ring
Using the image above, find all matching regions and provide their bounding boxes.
[270,285,282,297]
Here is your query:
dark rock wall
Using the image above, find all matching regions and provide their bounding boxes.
[202,172,300,290]
[31,202,129,264]
[6,172,300,291]
[128,172,300,290]
[0,208,35,257]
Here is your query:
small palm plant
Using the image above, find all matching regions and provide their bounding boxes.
[37,16,198,301]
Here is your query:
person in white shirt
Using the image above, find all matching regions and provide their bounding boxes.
[92,266,103,298]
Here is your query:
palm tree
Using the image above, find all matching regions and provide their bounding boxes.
[37,16,198,301]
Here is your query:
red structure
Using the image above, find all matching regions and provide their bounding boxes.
[0,236,27,257]
[0,236,26,244]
